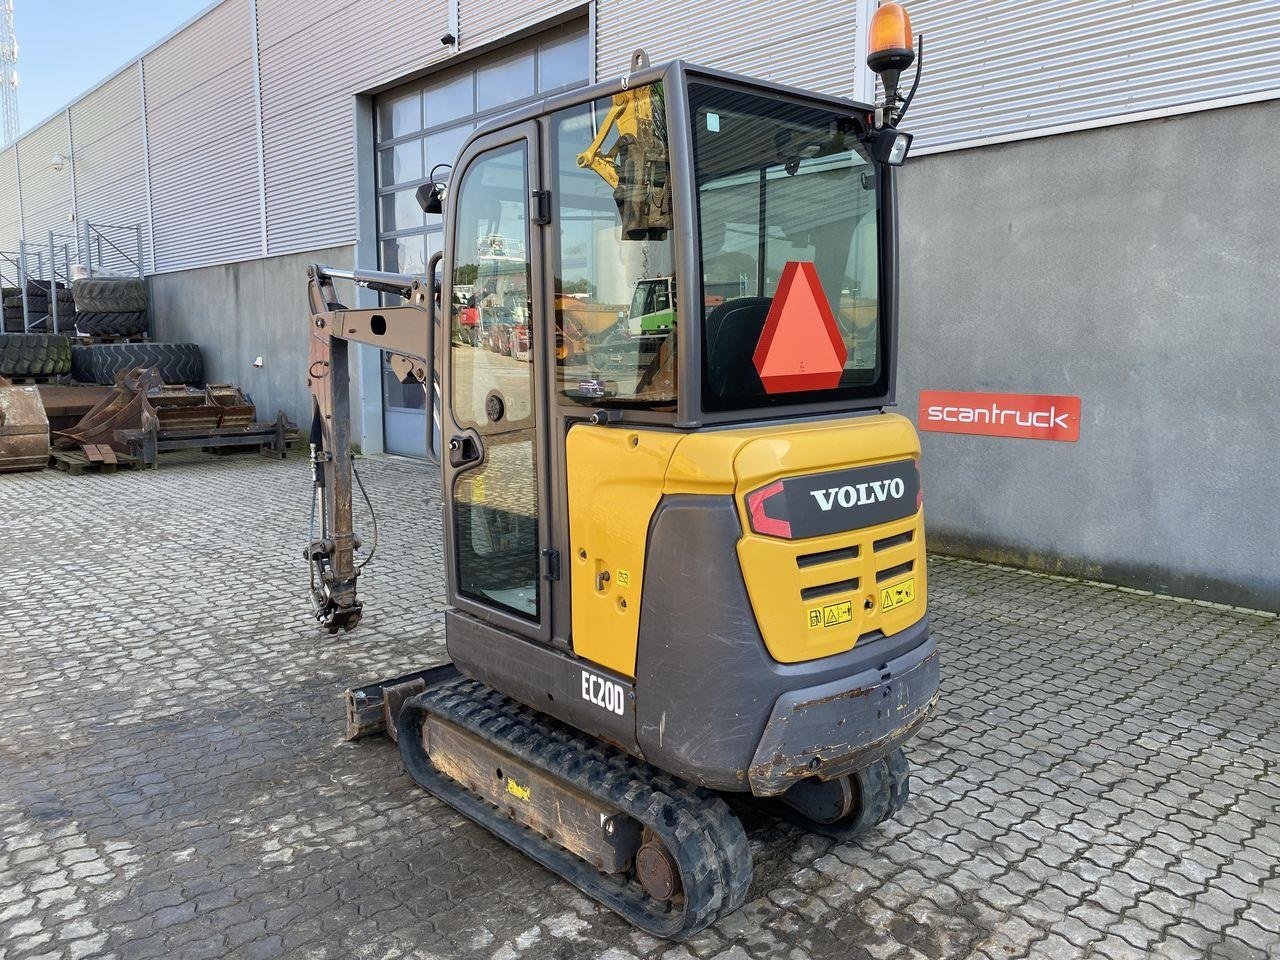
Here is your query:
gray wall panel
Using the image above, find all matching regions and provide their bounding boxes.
[152,243,356,427]
[903,0,1280,151]
[895,100,1280,609]
[69,64,150,274]
[0,146,17,253]
[16,116,73,249]
[596,0,862,94]
[461,0,580,48]
[143,0,262,272]
[257,0,451,257]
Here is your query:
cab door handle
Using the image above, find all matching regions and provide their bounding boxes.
[448,435,481,468]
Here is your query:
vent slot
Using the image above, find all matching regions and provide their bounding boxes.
[800,578,859,602]
[874,530,914,552]
[796,545,860,569]
[876,560,914,583]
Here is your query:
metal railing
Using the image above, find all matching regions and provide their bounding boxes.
[82,222,145,279]
[2,222,145,335]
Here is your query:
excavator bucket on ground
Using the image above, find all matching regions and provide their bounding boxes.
[53,366,163,453]
[0,375,50,473]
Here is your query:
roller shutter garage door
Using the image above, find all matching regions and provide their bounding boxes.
[373,22,589,458]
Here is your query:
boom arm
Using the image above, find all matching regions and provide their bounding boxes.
[304,261,440,631]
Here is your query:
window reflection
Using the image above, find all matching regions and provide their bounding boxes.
[551,83,677,410]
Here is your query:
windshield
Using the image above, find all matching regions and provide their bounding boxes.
[690,82,884,412]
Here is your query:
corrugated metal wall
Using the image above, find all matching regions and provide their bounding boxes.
[0,0,1277,274]
[69,64,151,273]
[597,0,864,94]
[461,0,581,49]
[16,116,74,250]
[142,0,262,273]
[899,0,1280,151]
[257,0,448,256]
[0,148,18,254]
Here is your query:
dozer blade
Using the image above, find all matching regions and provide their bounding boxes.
[0,377,50,473]
[344,665,454,742]
[396,673,753,939]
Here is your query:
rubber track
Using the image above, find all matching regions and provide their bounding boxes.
[759,748,911,841]
[398,677,752,939]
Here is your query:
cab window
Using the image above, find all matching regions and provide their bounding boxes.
[550,82,677,410]
[691,82,884,412]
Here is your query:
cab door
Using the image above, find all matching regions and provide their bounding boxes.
[441,122,553,642]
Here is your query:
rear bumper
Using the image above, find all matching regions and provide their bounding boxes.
[747,632,939,796]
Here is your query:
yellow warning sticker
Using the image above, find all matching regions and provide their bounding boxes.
[808,599,854,630]
[880,577,916,612]
[472,474,486,502]
[505,777,531,801]
[616,569,631,586]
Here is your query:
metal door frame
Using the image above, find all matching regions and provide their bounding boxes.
[441,120,555,644]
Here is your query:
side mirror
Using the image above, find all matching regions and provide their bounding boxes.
[416,181,447,215]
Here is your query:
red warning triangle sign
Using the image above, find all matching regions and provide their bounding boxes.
[752,261,848,394]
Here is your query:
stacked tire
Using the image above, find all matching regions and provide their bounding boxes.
[72,276,149,338]
[0,286,20,333]
[0,334,73,378]
[1,282,78,335]
[70,342,203,385]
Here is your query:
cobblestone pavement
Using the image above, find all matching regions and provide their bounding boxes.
[2,452,1279,960]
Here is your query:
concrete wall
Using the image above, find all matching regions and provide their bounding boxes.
[897,100,1280,611]
[150,244,355,433]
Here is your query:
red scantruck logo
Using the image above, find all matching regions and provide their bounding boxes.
[918,390,1082,442]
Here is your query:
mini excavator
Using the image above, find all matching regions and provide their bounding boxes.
[304,4,936,938]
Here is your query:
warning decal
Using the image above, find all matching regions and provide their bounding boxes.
[753,261,848,394]
[880,578,916,612]
[808,599,854,630]
[506,777,531,801]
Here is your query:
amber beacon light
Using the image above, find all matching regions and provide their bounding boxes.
[868,2,914,74]
[865,1,922,161]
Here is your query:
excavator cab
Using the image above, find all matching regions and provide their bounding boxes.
[305,8,934,938]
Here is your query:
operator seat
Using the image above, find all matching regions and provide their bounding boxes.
[704,297,771,400]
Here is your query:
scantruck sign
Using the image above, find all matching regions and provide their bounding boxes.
[918,390,1082,442]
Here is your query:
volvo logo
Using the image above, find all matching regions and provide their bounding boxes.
[809,478,907,512]
[747,459,920,540]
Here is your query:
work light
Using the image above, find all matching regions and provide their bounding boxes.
[870,129,913,166]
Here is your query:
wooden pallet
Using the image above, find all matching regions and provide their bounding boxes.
[70,335,151,345]
[49,446,141,475]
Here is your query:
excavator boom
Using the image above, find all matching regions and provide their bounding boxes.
[303,262,438,632]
